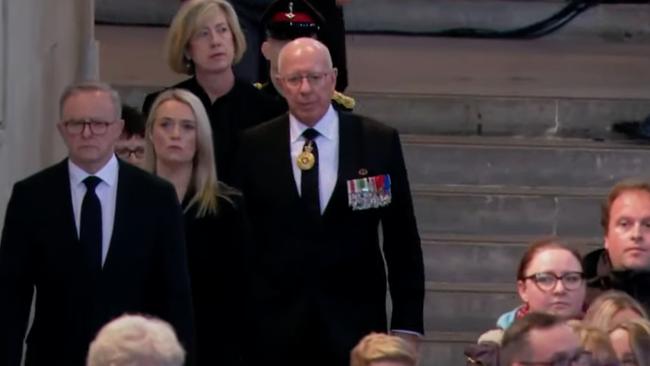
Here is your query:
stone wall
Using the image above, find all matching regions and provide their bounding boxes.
[0,0,96,230]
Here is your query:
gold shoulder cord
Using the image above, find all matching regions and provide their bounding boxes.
[332,91,356,110]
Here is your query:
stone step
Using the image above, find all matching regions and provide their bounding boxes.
[417,283,516,365]
[116,85,650,140]
[420,335,475,366]
[423,282,519,333]
[402,135,650,188]
[419,283,521,364]
[421,236,599,284]
[116,85,650,142]
[344,0,650,42]
[96,0,650,43]
[98,26,650,100]
[357,92,650,138]
[413,187,602,237]
[346,35,650,99]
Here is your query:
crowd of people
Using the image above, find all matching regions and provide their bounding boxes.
[467,179,650,365]
[0,0,649,365]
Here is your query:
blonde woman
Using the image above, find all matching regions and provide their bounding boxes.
[145,88,249,366]
[566,320,619,365]
[350,333,417,366]
[143,0,283,185]
[610,318,650,366]
[584,290,648,332]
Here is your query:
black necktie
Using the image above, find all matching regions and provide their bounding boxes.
[81,176,102,273]
[301,128,320,218]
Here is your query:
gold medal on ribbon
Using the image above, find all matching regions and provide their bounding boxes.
[297,143,315,170]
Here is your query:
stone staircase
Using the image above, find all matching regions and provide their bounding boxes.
[350,38,650,366]
[97,1,650,364]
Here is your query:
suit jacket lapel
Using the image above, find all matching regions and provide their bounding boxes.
[55,159,80,246]
[103,160,126,270]
[275,116,302,204]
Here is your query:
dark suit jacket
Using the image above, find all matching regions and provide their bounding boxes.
[236,112,424,366]
[182,191,250,366]
[0,159,194,366]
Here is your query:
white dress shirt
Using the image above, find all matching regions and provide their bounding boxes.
[68,155,119,266]
[290,105,339,213]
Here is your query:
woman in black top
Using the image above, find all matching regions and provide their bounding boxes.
[145,88,249,366]
[143,0,284,185]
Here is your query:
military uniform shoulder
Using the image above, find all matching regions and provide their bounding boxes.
[332,90,355,111]
[253,82,267,90]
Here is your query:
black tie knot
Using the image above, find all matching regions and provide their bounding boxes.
[302,128,319,141]
[83,176,102,192]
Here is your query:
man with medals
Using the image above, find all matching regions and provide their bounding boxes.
[236,38,424,366]
[254,0,355,112]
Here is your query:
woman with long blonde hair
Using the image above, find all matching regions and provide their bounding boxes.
[146,88,249,366]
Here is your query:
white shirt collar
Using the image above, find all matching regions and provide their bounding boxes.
[68,155,119,188]
[289,105,337,143]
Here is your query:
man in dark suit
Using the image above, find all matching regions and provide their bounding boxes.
[0,81,194,366]
[236,38,424,366]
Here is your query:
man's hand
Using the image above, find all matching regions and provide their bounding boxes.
[391,331,421,353]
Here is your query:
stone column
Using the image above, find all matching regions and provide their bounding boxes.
[0,0,95,229]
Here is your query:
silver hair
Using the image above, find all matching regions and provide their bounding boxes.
[86,314,186,366]
[277,37,333,75]
[59,80,122,119]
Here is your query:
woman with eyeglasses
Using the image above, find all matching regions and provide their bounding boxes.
[144,88,249,366]
[477,238,587,345]
[143,0,284,185]
[610,318,650,366]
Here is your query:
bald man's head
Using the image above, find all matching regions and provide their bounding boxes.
[275,37,337,126]
[277,37,333,75]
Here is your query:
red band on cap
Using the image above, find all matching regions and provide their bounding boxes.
[271,12,315,23]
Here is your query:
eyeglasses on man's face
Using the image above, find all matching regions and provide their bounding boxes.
[63,119,116,135]
[281,71,332,88]
[522,271,585,292]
